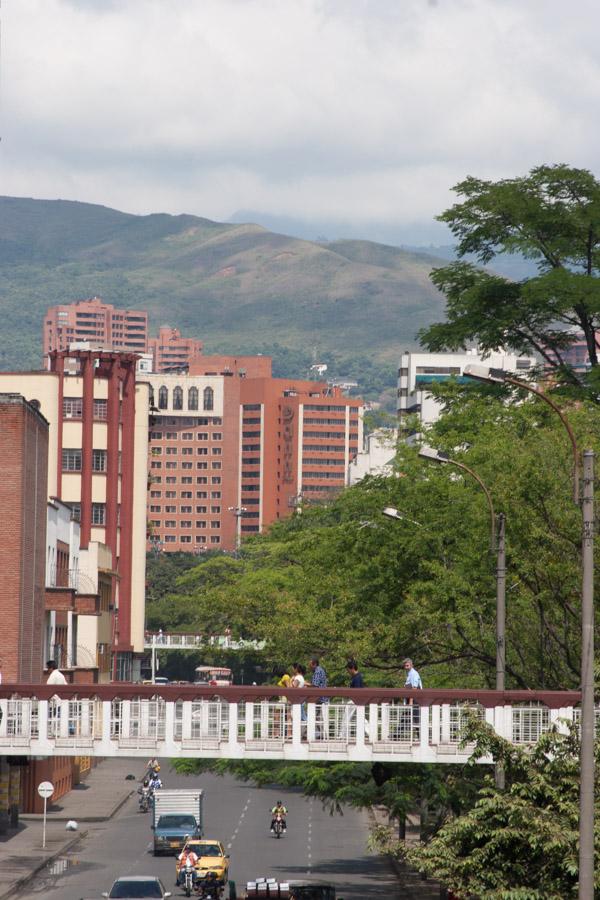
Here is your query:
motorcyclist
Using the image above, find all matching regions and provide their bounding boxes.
[149,773,162,791]
[197,870,219,898]
[145,757,160,779]
[177,843,199,886]
[137,778,151,809]
[270,800,288,832]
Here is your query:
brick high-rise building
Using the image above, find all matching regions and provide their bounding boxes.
[43,297,148,360]
[0,394,48,682]
[146,357,363,552]
[0,350,149,680]
[148,326,203,373]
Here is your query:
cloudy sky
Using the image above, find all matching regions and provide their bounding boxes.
[3,0,600,244]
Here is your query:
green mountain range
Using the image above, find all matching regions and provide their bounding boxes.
[0,196,448,402]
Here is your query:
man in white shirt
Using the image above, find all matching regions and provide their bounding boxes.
[46,660,67,685]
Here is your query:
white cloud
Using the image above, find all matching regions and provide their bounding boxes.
[3,0,600,240]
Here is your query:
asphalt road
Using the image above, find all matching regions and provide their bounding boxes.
[17,763,400,899]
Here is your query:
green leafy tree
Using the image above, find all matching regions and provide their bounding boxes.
[420,164,600,391]
[394,720,600,899]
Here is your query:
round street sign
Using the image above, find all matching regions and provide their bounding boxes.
[37,781,54,799]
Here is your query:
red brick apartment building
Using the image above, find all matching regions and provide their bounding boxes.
[43,297,148,359]
[0,394,48,682]
[0,350,149,681]
[148,326,203,372]
[146,355,363,552]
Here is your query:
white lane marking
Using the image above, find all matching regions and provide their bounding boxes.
[307,797,313,874]
[227,793,252,849]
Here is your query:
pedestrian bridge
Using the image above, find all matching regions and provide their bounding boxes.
[0,685,590,764]
[144,632,265,651]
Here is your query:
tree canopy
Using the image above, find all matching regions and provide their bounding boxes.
[420,164,600,391]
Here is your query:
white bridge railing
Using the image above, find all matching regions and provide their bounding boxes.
[0,686,588,762]
[144,632,265,651]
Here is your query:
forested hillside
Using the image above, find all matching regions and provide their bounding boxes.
[0,196,447,402]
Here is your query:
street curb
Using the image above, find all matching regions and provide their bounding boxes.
[0,829,88,900]
[20,788,135,823]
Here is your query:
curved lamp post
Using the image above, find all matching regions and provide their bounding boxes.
[463,362,594,900]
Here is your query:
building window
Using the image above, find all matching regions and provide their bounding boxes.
[211,521,221,528]
[181,491,193,498]
[166,476,177,484]
[182,462,193,470]
[197,433,208,441]
[212,462,222,469]
[182,432,193,440]
[181,476,193,484]
[63,397,83,419]
[92,449,107,472]
[181,535,192,543]
[166,447,178,455]
[211,505,221,514]
[211,476,221,484]
[196,491,207,499]
[62,448,82,471]
[158,386,168,409]
[165,520,176,528]
[166,432,177,439]
[166,490,177,498]
[165,505,176,513]
[92,503,106,525]
[196,506,207,513]
[182,448,193,456]
[150,490,162,498]
[188,387,199,410]
[196,535,207,544]
[150,431,162,440]
[150,505,161,513]
[164,535,176,543]
[197,447,208,455]
[203,387,214,411]
[210,536,220,544]
[197,462,208,470]
[173,386,183,410]
[166,462,177,469]
[151,461,162,469]
[212,447,222,455]
[197,477,208,484]
[94,399,108,420]
[181,521,192,528]
[181,505,192,513]
[153,476,162,483]
[213,433,222,441]
[69,503,81,522]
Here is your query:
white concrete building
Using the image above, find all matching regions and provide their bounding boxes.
[348,428,398,485]
[397,349,536,428]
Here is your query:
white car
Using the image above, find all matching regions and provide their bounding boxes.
[102,875,172,899]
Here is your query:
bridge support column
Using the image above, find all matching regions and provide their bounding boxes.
[38,701,49,747]
[355,704,366,752]
[307,702,316,742]
[181,701,192,742]
[440,705,450,744]
[291,703,302,752]
[430,704,441,745]
[244,703,254,743]
[121,701,131,741]
[419,707,429,753]
[0,702,7,739]
[165,702,176,746]
[227,703,239,753]
[102,700,112,750]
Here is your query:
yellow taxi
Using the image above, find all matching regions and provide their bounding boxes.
[176,839,230,886]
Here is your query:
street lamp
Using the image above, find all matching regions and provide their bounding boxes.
[464,363,594,900]
[228,506,248,552]
[418,446,505,695]
[382,507,424,527]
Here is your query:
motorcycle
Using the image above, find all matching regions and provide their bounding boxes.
[273,812,285,839]
[137,786,151,813]
[182,860,195,897]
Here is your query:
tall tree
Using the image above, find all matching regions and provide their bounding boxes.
[420,165,600,390]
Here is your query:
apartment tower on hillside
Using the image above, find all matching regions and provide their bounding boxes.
[43,297,148,360]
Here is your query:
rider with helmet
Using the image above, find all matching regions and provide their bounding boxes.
[270,800,288,832]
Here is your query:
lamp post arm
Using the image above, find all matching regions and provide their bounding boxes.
[448,459,496,549]
[504,375,580,504]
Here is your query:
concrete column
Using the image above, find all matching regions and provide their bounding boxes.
[80,353,95,549]
[227,703,239,753]
[291,703,303,753]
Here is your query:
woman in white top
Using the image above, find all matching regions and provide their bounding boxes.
[291,663,305,688]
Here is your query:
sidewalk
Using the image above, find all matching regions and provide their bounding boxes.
[0,758,139,900]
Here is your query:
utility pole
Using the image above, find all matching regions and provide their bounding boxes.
[579,450,595,900]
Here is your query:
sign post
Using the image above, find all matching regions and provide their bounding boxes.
[37,781,54,849]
